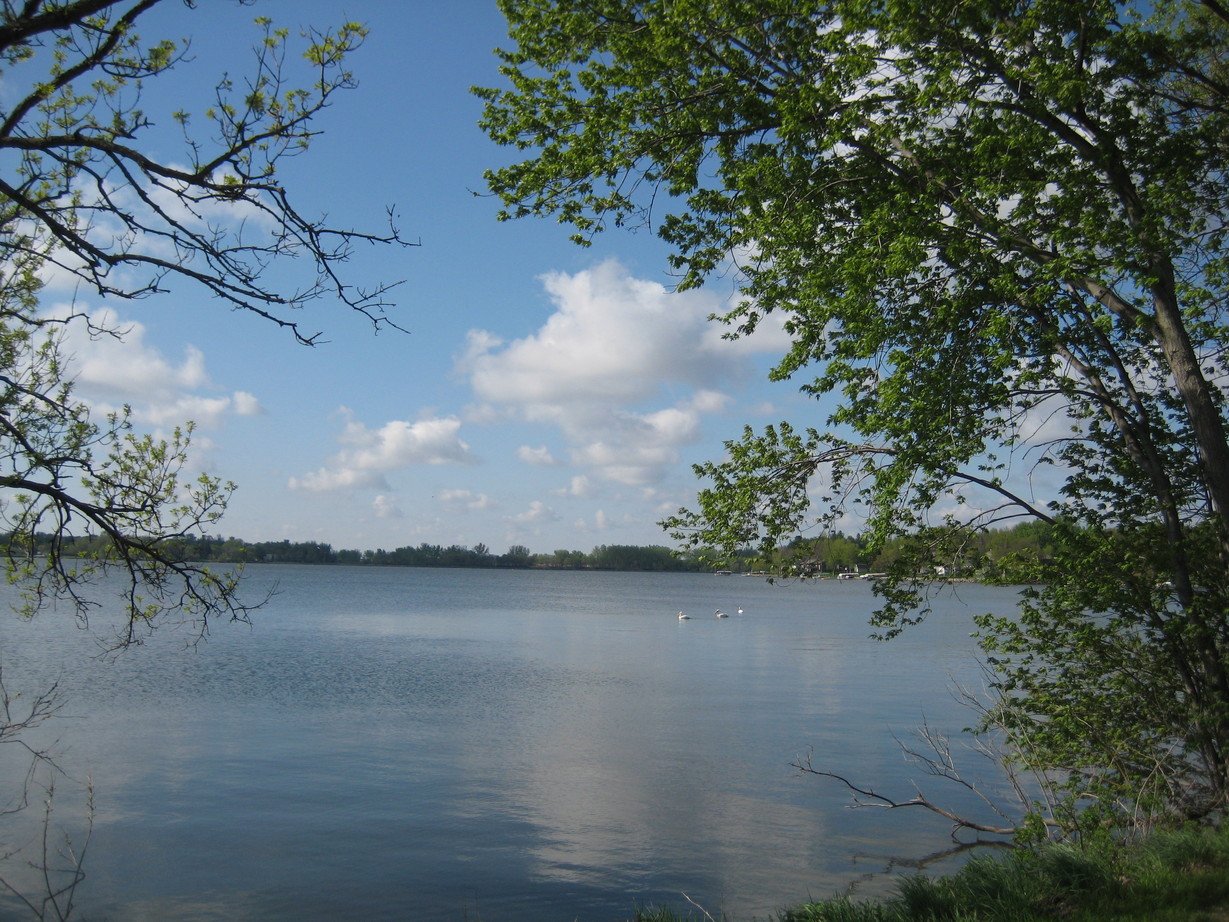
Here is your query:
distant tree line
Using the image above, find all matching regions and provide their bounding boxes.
[778,520,1055,578]
[5,522,1052,577]
[5,533,719,572]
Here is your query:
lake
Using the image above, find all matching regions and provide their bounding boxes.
[0,566,1023,922]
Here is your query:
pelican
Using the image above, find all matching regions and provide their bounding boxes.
[715,609,729,618]
[678,611,691,620]
[737,607,744,615]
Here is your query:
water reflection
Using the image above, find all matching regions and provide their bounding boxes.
[0,568,1020,921]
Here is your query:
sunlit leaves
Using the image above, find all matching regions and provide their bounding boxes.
[0,310,248,645]
[0,0,404,643]
[482,0,1229,831]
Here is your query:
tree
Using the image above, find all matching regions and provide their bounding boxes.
[477,0,1229,832]
[500,543,533,567]
[0,1,410,645]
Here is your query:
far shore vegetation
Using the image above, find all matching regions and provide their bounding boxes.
[11,520,1054,577]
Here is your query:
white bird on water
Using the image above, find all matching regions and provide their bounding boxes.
[715,609,729,618]
[678,611,691,620]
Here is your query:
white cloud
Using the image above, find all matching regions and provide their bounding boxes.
[512,500,559,524]
[289,466,385,493]
[689,389,733,414]
[570,434,682,486]
[461,260,763,486]
[565,392,730,485]
[56,306,203,392]
[373,494,404,518]
[231,391,264,416]
[464,259,729,408]
[140,394,233,429]
[457,328,503,368]
[290,410,476,493]
[561,475,593,498]
[137,390,265,429]
[572,508,611,533]
[440,488,496,510]
[48,304,263,431]
[518,445,556,466]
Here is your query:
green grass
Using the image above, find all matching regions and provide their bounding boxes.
[632,824,1229,922]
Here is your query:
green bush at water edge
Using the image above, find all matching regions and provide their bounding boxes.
[632,823,1229,922]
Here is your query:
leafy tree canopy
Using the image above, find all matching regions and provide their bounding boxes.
[0,0,409,646]
[478,0,1229,833]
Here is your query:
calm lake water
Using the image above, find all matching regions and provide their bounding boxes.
[0,566,1023,922]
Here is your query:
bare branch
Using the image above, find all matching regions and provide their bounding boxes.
[794,749,1020,839]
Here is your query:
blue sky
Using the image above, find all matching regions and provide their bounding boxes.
[38,0,814,556]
